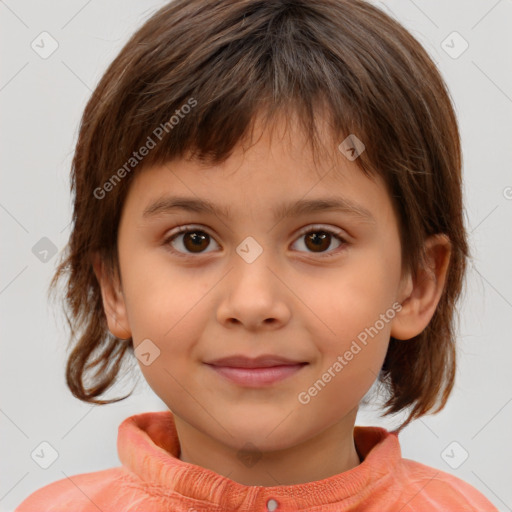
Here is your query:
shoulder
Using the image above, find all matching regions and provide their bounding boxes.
[391,458,499,512]
[14,467,131,512]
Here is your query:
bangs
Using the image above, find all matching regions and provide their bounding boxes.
[89,0,421,180]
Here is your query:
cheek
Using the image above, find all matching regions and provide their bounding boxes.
[313,259,399,337]
[120,243,212,340]
[306,290,394,417]
[306,257,399,389]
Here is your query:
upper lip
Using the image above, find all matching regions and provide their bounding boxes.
[205,355,307,368]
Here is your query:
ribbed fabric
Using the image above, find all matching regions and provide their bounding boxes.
[15,410,498,512]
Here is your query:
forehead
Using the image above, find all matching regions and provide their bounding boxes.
[125,111,390,224]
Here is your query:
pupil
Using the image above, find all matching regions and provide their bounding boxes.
[185,231,208,252]
[307,232,330,252]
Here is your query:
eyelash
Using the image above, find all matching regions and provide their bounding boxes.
[162,224,349,259]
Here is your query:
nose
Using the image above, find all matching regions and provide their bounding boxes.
[216,248,291,331]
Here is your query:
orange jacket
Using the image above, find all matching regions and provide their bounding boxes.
[15,410,498,511]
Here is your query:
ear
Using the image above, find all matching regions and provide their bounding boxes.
[390,234,451,340]
[92,252,132,340]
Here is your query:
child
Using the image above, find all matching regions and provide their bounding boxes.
[16,0,499,510]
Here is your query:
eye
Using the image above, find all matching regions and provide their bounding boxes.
[164,225,220,256]
[291,224,347,257]
[163,224,348,258]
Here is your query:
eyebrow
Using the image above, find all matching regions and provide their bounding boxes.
[142,196,375,223]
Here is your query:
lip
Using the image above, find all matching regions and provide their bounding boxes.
[204,355,309,387]
[206,363,308,387]
[204,354,307,368]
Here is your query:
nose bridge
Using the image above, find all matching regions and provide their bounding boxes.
[231,234,277,295]
[216,235,290,328]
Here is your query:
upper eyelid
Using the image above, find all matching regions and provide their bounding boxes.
[167,223,349,244]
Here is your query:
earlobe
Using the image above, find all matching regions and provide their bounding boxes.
[390,234,451,341]
[92,253,132,340]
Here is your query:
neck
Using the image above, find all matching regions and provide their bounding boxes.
[175,410,361,486]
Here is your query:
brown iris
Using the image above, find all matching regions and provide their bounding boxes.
[182,231,210,253]
[178,229,334,254]
[304,231,332,252]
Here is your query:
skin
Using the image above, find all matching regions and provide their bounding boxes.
[94,112,451,486]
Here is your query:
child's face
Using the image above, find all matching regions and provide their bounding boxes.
[104,115,412,454]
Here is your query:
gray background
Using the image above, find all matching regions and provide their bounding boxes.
[1,1,511,510]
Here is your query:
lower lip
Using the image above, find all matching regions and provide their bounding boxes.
[206,363,308,387]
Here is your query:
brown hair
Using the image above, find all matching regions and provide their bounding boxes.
[49,0,468,432]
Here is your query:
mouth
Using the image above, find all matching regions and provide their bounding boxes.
[204,355,309,387]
